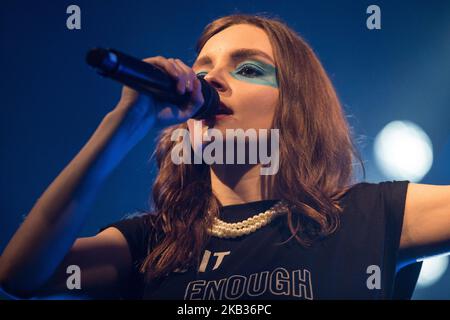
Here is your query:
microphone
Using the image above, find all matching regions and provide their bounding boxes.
[85,48,219,120]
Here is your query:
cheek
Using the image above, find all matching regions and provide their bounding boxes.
[238,87,278,127]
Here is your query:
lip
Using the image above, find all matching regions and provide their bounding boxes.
[216,101,234,115]
[214,114,233,121]
[207,101,234,124]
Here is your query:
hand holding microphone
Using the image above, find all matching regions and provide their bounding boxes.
[86,48,219,127]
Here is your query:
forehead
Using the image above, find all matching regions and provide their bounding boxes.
[197,24,274,62]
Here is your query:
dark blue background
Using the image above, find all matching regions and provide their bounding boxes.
[1,0,449,299]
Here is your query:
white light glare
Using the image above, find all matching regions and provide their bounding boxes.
[374,120,433,182]
[417,254,449,288]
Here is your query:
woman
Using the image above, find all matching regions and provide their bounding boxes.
[0,14,449,300]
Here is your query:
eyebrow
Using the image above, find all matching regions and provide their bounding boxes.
[193,48,275,69]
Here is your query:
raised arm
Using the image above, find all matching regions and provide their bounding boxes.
[0,56,203,298]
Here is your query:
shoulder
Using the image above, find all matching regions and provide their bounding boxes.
[103,211,155,239]
[340,180,410,211]
[337,180,410,236]
[342,180,410,196]
[100,211,159,264]
[113,211,155,228]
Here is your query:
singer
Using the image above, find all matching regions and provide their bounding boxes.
[0,14,449,300]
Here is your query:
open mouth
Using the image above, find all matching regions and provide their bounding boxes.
[215,102,234,116]
[205,102,233,127]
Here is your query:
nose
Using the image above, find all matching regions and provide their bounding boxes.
[203,69,229,93]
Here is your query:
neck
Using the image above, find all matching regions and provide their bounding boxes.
[210,163,277,206]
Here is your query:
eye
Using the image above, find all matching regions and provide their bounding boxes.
[236,64,264,78]
[196,71,208,78]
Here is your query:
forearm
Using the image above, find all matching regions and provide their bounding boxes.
[0,107,147,294]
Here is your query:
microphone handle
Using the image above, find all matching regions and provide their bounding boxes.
[86,48,219,119]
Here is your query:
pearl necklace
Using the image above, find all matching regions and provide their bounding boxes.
[208,200,289,238]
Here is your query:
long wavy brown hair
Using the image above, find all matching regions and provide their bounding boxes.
[140,14,365,281]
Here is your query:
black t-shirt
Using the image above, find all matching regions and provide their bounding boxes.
[100,180,422,300]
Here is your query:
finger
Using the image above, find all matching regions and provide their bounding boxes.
[190,76,204,107]
[144,56,188,95]
[168,58,187,95]
[143,56,180,80]
[177,73,204,117]
[168,58,182,76]
[173,58,196,93]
